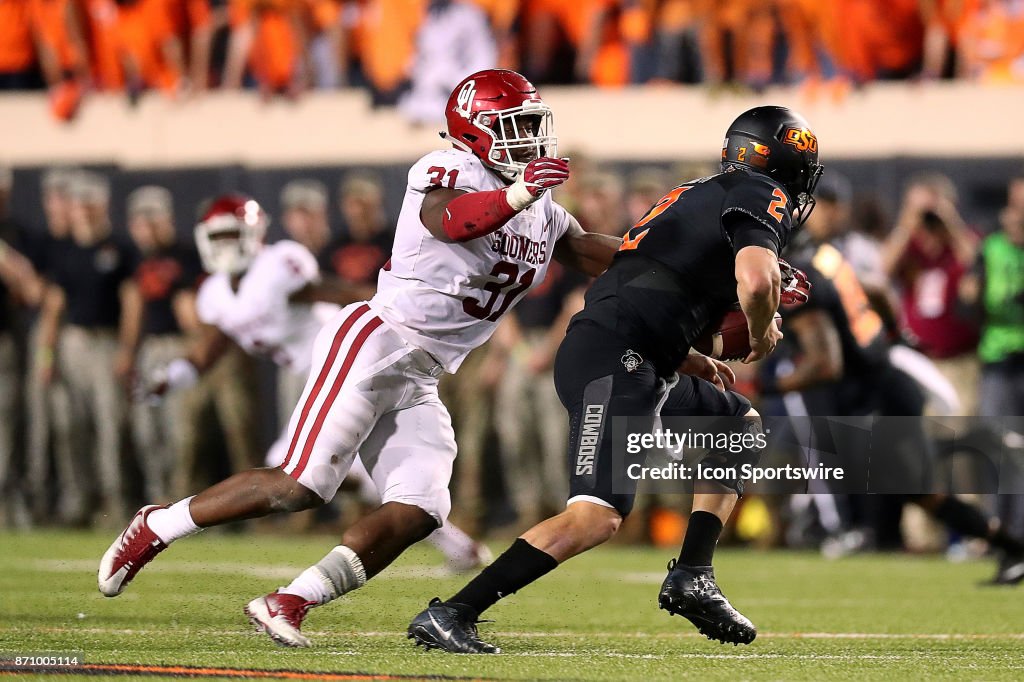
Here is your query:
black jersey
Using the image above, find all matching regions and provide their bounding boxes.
[781,243,889,377]
[571,169,796,374]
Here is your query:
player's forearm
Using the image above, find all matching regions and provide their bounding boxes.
[38,286,65,351]
[560,233,621,277]
[736,268,780,339]
[440,188,519,242]
[118,283,144,356]
[773,358,835,394]
[290,279,375,306]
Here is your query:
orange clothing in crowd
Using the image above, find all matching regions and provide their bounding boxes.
[82,0,122,89]
[230,0,303,90]
[349,0,425,93]
[523,0,628,86]
[923,0,981,46]
[960,0,1024,82]
[29,0,82,72]
[830,0,923,80]
[115,0,181,91]
[168,0,213,36]
[306,0,340,31]
[0,0,36,73]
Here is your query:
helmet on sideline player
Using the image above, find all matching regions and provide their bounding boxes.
[194,193,268,275]
[721,105,824,226]
[442,69,557,183]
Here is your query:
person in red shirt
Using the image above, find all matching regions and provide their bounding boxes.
[882,172,980,413]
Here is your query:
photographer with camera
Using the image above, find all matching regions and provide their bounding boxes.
[882,172,980,414]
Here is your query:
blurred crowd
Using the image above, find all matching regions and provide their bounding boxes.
[0,159,1022,560]
[3,0,1024,121]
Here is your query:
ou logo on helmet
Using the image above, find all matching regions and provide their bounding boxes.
[455,80,476,119]
[783,127,817,153]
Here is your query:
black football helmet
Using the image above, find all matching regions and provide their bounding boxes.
[721,105,824,226]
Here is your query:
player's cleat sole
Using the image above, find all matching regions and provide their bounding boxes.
[244,593,315,648]
[97,505,167,597]
[981,552,1024,586]
[407,598,500,654]
[658,560,756,645]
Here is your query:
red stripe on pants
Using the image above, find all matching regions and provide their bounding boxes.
[280,304,370,473]
[288,315,384,481]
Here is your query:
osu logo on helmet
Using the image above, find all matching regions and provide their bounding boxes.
[783,128,818,153]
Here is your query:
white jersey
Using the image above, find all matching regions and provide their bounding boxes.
[196,240,337,376]
[370,149,573,372]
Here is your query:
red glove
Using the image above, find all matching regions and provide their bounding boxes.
[778,258,811,306]
[505,157,571,209]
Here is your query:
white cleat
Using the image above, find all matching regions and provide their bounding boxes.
[97,505,167,597]
[244,591,316,648]
[446,542,494,574]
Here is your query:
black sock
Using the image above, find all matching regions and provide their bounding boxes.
[448,539,558,617]
[678,511,724,567]
[930,497,1024,553]
[990,527,1024,555]
[929,497,997,542]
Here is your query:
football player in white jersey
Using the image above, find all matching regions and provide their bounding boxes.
[98,69,622,648]
[135,193,490,573]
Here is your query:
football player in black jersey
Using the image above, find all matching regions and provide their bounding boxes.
[768,232,1024,585]
[408,106,823,653]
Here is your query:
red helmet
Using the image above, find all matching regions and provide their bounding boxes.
[443,69,557,182]
[194,193,268,275]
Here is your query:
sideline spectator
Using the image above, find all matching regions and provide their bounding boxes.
[281,178,333,267]
[882,173,980,414]
[25,169,80,524]
[328,172,392,285]
[0,167,45,527]
[960,180,1024,538]
[121,186,202,502]
[37,171,135,525]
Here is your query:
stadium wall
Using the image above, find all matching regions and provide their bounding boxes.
[2,83,1023,232]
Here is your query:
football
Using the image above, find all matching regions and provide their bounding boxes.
[692,308,782,360]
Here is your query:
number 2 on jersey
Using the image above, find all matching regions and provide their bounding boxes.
[463,261,537,322]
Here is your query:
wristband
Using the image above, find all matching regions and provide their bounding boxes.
[165,358,199,390]
[504,179,536,211]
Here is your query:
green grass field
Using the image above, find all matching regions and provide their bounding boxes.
[1,529,1022,681]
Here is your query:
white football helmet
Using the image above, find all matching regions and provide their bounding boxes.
[194,194,268,275]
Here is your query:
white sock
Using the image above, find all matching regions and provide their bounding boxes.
[282,546,366,605]
[427,523,476,563]
[147,497,201,545]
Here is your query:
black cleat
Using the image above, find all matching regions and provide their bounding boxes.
[983,552,1024,586]
[407,598,500,654]
[658,559,756,645]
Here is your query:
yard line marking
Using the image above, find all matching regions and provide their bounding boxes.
[9,626,1024,641]
[30,560,455,581]
[0,663,483,680]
